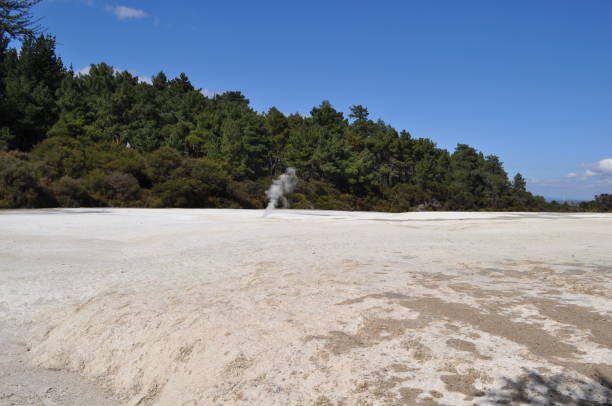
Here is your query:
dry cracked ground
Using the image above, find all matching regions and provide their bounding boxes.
[0,209,611,405]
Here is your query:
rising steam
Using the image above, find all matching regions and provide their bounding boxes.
[265,167,298,211]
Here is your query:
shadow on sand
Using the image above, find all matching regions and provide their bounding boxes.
[481,369,611,406]
[0,208,110,215]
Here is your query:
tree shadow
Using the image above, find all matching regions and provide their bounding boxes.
[483,369,611,406]
[0,209,111,214]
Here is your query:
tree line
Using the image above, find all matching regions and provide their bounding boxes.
[0,29,609,211]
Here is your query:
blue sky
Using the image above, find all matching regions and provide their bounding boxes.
[32,0,612,200]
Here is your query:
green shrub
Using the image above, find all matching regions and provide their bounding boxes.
[104,172,142,204]
[0,152,54,208]
[0,128,15,151]
[50,176,95,207]
[31,136,87,180]
[387,183,429,211]
[86,143,149,186]
[151,177,203,207]
[227,180,266,208]
[82,169,107,203]
[175,158,230,195]
[315,195,352,211]
[288,193,313,209]
[82,169,141,206]
[146,146,183,183]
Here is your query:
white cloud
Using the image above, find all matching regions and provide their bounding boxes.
[106,4,148,20]
[592,158,612,175]
[528,158,612,200]
[76,65,91,76]
[200,88,220,98]
[582,158,612,178]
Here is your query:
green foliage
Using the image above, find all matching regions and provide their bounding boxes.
[82,170,141,206]
[1,35,66,150]
[594,193,612,211]
[103,172,141,204]
[579,194,612,212]
[512,173,527,192]
[0,127,14,150]
[86,142,149,186]
[31,136,87,180]
[387,183,430,211]
[227,180,266,208]
[0,151,52,207]
[315,195,353,211]
[0,0,42,39]
[150,178,203,208]
[0,29,604,211]
[145,146,182,183]
[50,176,94,207]
[150,158,229,208]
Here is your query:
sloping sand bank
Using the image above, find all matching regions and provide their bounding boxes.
[1,209,611,405]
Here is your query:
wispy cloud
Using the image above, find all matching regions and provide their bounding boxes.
[48,0,95,5]
[105,4,148,20]
[528,157,612,200]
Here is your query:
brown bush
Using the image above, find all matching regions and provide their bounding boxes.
[50,176,95,207]
[0,152,54,208]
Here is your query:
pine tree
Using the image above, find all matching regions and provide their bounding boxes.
[0,0,42,39]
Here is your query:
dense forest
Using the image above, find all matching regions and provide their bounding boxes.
[0,5,609,211]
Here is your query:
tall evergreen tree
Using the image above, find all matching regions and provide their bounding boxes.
[512,173,527,192]
[1,0,42,39]
[2,34,66,150]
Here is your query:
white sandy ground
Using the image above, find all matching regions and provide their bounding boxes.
[0,209,611,406]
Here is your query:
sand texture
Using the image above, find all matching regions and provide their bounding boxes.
[0,209,611,405]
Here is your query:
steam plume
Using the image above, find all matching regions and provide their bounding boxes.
[265,167,298,210]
